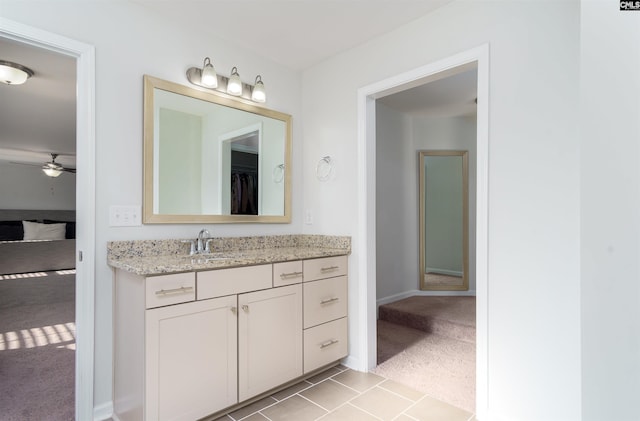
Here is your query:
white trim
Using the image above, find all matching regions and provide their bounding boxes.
[357,44,489,420]
[93,401,114,421]
[377,289,478,308]
[0,18,97,421]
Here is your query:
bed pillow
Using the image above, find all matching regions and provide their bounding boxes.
[22,221,66,241]
[43,220,76,239]
[0,221,24,241]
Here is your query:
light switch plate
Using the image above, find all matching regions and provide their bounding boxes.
[109,205,141,226]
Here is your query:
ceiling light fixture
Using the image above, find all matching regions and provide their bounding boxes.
[186,58,266,103]
[0,60,34,85]
[42,154,65,178]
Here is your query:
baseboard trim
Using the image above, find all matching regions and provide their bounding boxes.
[93,401,113,421]
[377,289,477,314]
[342,354,362,371]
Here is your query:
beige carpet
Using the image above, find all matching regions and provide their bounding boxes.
[0,270,75,420]
[374,296,476,413]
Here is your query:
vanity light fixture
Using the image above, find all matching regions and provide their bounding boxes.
[251,75,266,103]
[0,60,34,85]
[227,67,242,96]
[200,57,218,88]
[186,58,267,103]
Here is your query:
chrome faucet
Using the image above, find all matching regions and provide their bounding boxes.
[196,228,211,254]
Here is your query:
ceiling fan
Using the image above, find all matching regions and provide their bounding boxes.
[41,153,76,177]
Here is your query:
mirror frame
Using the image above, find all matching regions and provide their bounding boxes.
[143,75,292,224]
[419,150,469,291]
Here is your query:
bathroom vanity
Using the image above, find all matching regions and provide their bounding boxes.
[108,235,349,421]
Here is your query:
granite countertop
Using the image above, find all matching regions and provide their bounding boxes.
[108,235,350,276]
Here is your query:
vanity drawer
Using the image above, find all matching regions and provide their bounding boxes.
[303,317,348,374]
[303,276,347,329]
[273,261,303,287]
[303,256,348,282]
[198,264,272,300]
[145,272,196,309]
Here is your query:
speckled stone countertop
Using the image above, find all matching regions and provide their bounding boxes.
[108,234,350,276]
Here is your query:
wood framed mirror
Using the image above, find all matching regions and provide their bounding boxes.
[419,150,469,291]
[143,75,292,224]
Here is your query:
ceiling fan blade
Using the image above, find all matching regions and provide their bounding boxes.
[62,167,76,174]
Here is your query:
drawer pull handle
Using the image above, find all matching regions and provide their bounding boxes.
[155,286,194,296]
[320,339,339,349]
[320,265,339,272]
[242,305,249,312]
[320,297,339,305]
[280,271,303,279]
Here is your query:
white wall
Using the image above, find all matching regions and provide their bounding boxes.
[303,1,581,420]
[375,103,416,300]
[580,1,640,420]
[0,1,303,412]
[0,162,75,210]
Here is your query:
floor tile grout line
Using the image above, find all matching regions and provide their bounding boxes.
[295,391,333,414]
[233,397,279,421]
[377,382,425,403]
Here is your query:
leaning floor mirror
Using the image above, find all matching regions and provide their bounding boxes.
[419,150,469,291]
[143,75,292,224]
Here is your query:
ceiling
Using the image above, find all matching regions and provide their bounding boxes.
[0,0,474,166]
[131,0,454,71]
[0,36,76,167]
[377,67,478,118]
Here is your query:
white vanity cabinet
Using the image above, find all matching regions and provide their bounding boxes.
[145,296,237,421]
[302,256,349,373]
[238,284,302,401]
[113,255,346,421]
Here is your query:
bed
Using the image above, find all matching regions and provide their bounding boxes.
[0,209,76,275]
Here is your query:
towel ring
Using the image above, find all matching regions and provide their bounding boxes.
[272,164,285,183]
[316,156,333,181]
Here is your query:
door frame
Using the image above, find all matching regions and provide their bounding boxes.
[356,44,489,418]
[0,18,96,420]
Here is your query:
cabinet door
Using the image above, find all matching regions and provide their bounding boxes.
[146,296,237,421]
[238,284,303,401]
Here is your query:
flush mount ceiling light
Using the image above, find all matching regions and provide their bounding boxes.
[0,60,34,85]
[186,57,266,103]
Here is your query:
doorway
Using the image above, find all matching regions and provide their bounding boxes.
[0,18,96,420]
[357,44,489,418]
[373,69,477,410]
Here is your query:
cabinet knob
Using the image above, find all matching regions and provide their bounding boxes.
[242,305,249,312]
[231,307,237,314]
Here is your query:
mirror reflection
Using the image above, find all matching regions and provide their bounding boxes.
[419,150,469,291]
[144,75,291,223]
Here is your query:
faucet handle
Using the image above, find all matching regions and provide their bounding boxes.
[205,238,215,254]
[181,239,197,255]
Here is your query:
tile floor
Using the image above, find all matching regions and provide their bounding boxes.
[213,365,475,421]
